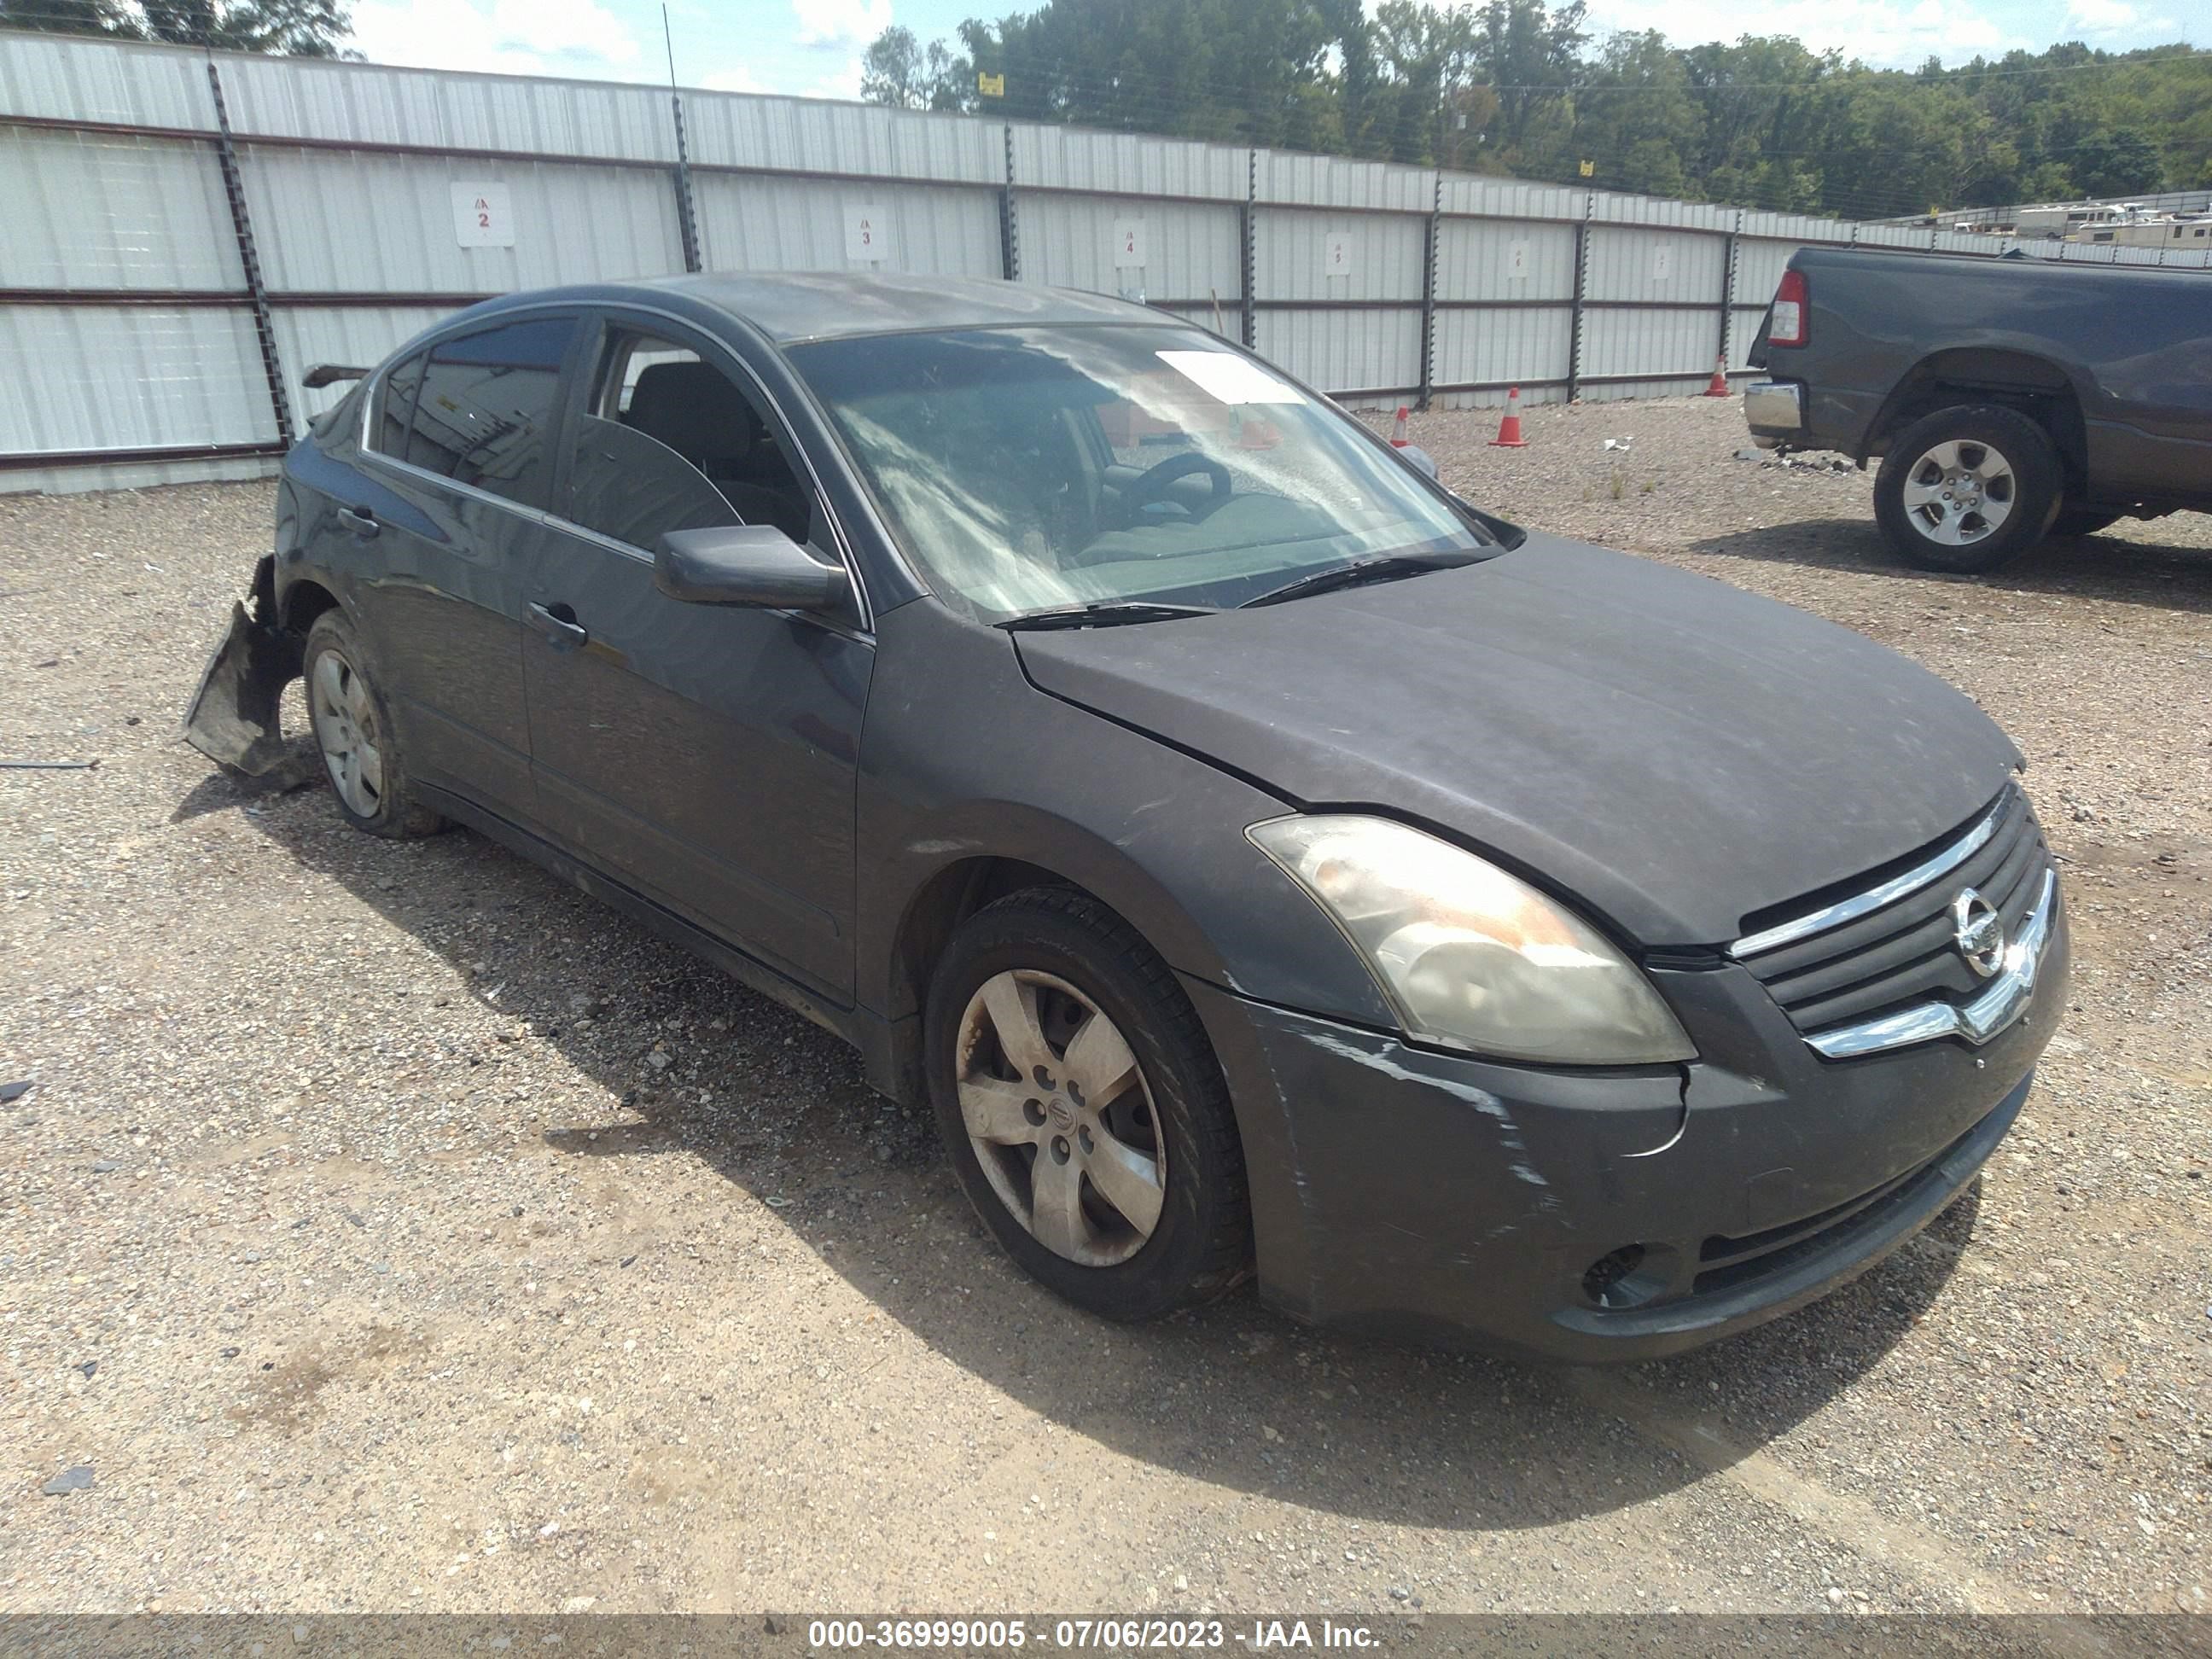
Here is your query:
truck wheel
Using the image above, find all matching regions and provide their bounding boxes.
[302,610,444,839]
[2050,505,2121,538]
[1873,405,2062,574]
[924,887,1251,1323]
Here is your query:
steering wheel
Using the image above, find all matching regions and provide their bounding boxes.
[1118,451,1232,521]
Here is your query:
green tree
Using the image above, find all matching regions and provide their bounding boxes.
[860,24,971,112]
[952,1,1338,148]
[2069,125,2164,195]
[858,3,2211,218]
[1573,30,1701,197]
[0,0,137,38]
[1680,36,1835,209]
[1476,0,1586,175]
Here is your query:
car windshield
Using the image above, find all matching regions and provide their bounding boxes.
[788,324,1490,622]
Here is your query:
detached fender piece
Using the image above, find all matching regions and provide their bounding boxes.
[180,554,313,785]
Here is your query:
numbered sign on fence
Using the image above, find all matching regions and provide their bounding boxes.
[451,183,514,248]
[1111,220,1147,270]
[1651,241,1674,282]
[1323,233,1353,279]
[1506,239,1530,281]
[845,205,889,264]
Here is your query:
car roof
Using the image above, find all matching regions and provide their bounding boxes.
[464,271,1168,346]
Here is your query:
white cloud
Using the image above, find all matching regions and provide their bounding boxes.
[1580,0,2027,67]
[696,59,859,102]
[2063,0,2174,32]
[803,56,869,100]
[701,67,766,94]
[794,0,894,51]
[351,0,643,79]
[2065,0,2137,28]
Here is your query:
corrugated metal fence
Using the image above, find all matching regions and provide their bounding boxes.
[4,32,2209,493]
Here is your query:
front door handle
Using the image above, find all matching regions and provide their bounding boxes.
[336,505,379,538]
[528,601,588,649]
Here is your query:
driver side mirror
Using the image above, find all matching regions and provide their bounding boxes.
[655,525,851,612]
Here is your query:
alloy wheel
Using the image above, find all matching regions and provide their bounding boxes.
[1900,439,2017,546]
[954,969,1167,1267]
[307,649,386,818]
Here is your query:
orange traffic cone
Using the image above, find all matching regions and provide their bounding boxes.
[1703,353,1730,397]
[1489,387,1527,448]
[1390,405,1412,446]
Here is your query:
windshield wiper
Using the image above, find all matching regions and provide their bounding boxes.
[999,600,1220,632]
[1240,553,1470,608]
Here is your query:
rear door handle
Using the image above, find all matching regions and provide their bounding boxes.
[336,505,379,538]
[528,601,588,649]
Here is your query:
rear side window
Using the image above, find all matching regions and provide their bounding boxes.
[401,317,576,509]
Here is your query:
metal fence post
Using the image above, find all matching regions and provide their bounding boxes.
[1240,148,1257,350]
[1718,210,1742,377]
[669,90,702,273]
[1417,172,1440,411]
[205,59,294,448]
[998,124,1020,282]
[1566,193,1592,403]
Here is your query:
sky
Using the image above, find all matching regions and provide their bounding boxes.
[345,0,2199,102]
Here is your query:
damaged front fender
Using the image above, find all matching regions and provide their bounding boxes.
[180,554,314,785]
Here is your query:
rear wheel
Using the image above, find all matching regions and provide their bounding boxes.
[924,888,1250,1322]
[302,610,443,839]
[1873,405,2062,574]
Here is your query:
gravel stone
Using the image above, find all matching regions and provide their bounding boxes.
[2,403,2206,1615]
[40,1467,95,1496]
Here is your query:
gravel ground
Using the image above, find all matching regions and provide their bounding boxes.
[1,396,2206,1619]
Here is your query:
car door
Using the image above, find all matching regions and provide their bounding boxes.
[521,311,874,1004]
[347,311,584,819]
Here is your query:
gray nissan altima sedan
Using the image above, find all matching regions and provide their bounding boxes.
[184,272,2066,1360]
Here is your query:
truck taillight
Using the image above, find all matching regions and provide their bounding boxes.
[1768,269,1808,347]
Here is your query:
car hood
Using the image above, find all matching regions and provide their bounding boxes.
[1012,536,2022,946]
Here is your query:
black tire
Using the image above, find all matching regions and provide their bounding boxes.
[2050,504,2122,538]
[301,609,444,839]
[1873,404,2063,574]
[924,887,1251,1322]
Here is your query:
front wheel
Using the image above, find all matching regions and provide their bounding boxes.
[1873,405,2062,574]
[924,888,1250,1322]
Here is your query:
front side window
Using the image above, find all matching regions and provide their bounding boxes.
[402,316,576,509]
[788,324,1488,621]
[562,329,814,550]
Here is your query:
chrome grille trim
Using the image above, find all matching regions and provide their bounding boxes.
[1805,870,2058,1059]
[1729,791,2011,961]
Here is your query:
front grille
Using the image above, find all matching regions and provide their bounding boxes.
[1734,786,2052,1038]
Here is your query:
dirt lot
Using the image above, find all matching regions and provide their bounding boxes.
[1,396,2206,1618]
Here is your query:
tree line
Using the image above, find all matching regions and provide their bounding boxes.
[9,0,2204,221]
[2,0,353,57]
[859,0,2212,221]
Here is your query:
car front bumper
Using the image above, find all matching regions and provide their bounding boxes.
[1743,379,1805,450]
[1181,906,2065,1362]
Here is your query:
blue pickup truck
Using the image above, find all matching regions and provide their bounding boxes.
[1743,246,2212,573]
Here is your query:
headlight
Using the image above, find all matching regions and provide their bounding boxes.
[1249,814,1694,1065]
